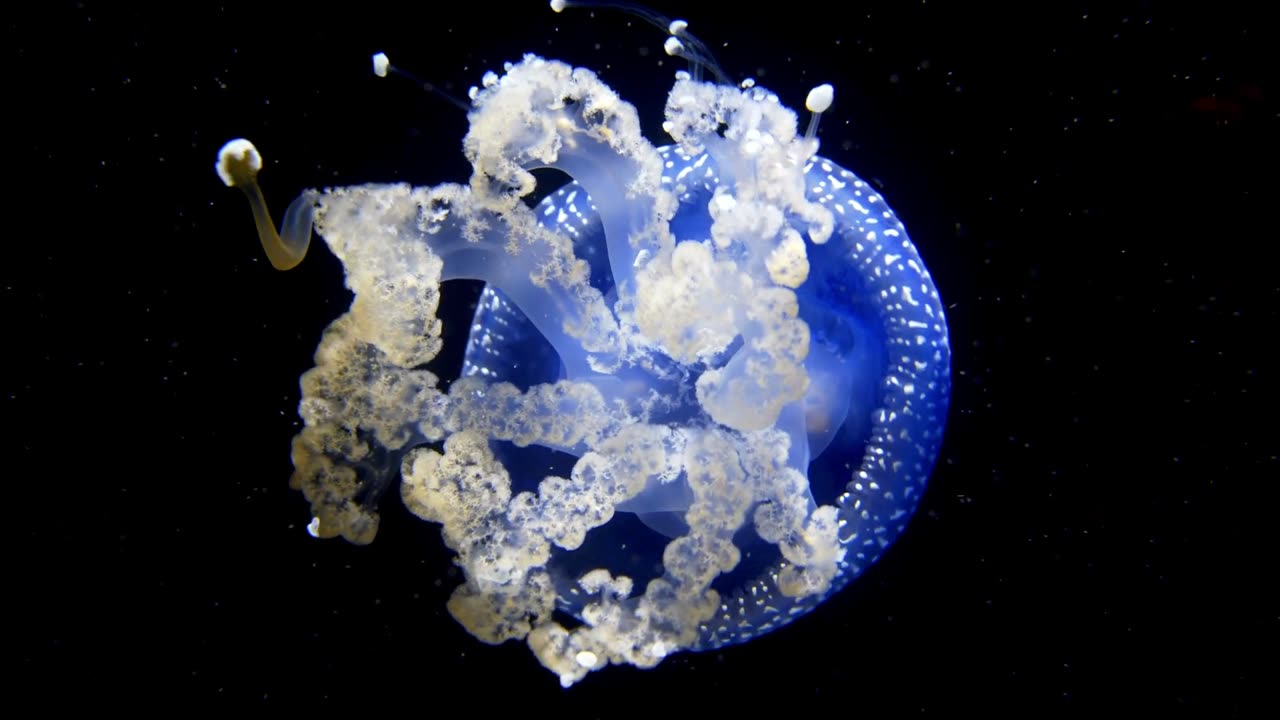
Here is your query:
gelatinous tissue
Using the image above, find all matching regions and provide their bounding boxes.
[217,25,949,687]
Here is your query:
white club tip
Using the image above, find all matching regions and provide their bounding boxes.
[550,0,566,12]
[307,516,322,538]
[215,138,261,187]
[668,19,688,36]
[664,37,685,57]
[373,52,390,78]
[806,84,835,113]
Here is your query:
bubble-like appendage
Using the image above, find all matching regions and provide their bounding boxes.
[217,139,316,271]
[286,55,949,687]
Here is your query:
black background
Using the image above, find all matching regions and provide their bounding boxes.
[9,1,1274,713]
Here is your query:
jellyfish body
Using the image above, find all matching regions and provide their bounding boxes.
[240,54,949,686]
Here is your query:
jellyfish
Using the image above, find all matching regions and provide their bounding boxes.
[217,16,949,688]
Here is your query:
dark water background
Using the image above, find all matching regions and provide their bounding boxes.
[8,2,1274,713]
